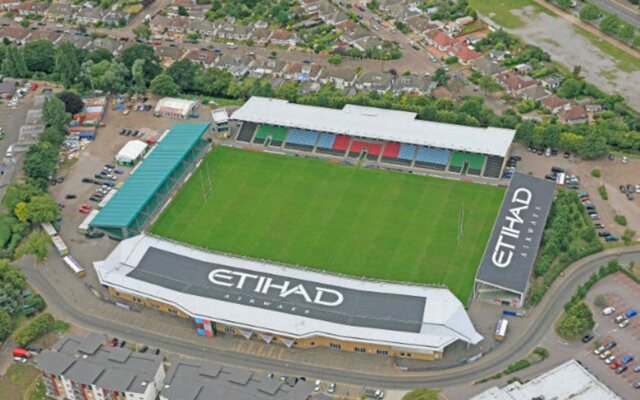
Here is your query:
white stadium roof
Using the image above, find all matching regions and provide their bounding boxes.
[94,234,483,353]
[231,97,515,157]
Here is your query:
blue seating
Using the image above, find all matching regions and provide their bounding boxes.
[416,147,450,165]
[317,133,337,149]
[397,144,417,161]
[286,129,319,147]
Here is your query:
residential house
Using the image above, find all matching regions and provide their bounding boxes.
[187,19,217,37]
[284,62,322,81]
[0,0,20,11]
[336,19,359,33]
[185,49,218,68]
[270,29,298,47]
[541,94,571,114]
[518,85,550,101]
[25,30,63,44]
[427,30,457,52]
[252,27,273,44]
[314,1,337,20]
[217,23,252,41]
[431,85,455,100]
[353,36,383,52]
[470,57,507,77]
[86,37,122,55]
[103,11,129,25]
[405,14,440,38]
[355,71,393,94]
[150,14,170,33]
[386,2,417,20]
[540,74,562,90]
[341,28,370,46]
[0,27,31,45]
[444,16,474,34]
[299,80,322,95]
[45,2,76,21]
[217,54,253,77]
[449,43,482,64]
[155,45,185,66]
[58,33,92,49]
[513,63,533,74]
[18,1,49,16]
[319,66,357,89]
[585,104,602,113]
[378,0,403,12]
[323,10,349,25]
[496,71,537,95]
[254,20,268,29]
[250,58,288,78]
[165,17,190,34]
[489,49,508,61]
[559,104,588,125]
[76,7,104,24]
[466,34,482,46]
[393,74,432,95]
[0,81,16,99]
[299,0,321,13]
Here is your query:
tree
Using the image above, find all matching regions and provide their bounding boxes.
[23,142,58,190]
[600,14,621,36]
[14,313,55,347]
[54,42,81,87]
[622,228,636,245]
[328,54,343,65]
[25,195,60,223]
[0,309,12,342]
[14,202,28,223]
[43,96,71,130]
[118,44,161,81]
[194,67,233,96]
[594,294,607,307]
[56,92,84,115]
[40,127,66,148]
[131,59,147,94]
[557,301,594,340]
[557,78,584,98]
[87,47,113,64]
[178,5,188,15]
[579,3,601,21]
[2,183,42,213]
[15,230,50,262]
[167,59,198,92]
[1,44,28,78]
[150,73,180,96]
[23,40,55,74]
[577,133,608,160]
[133,25,151,40]
[432,67,449,87]
[94,61,130,93]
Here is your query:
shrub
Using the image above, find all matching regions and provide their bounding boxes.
[598,185,608,200]
[614,215,627,226]
[622,228,636,245]
[533,347,549,360]
[591,168,601,178]
[594,294,607,307]
[505,359,531,374]
[557,301,594,340]
[14,313,55,346]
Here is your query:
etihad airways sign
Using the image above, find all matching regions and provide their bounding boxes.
[208,268,344,307]
[492,187,536,268]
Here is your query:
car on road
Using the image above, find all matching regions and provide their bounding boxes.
[619,319,630,328]
[602,306,615,315]
[328,383,336,393]
[581,333,594,343]
[314,380,321,391]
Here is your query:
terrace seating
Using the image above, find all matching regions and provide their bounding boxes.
[333,135,351,151]
[285,129,319,151]
[483,155,504,178]
[415,147,450,171]
[254,124,288,146]
[316,132,345,156]
[349,140,382,160]
[236,122,257,143]
[381,142,408,165]
[449,152,486,175]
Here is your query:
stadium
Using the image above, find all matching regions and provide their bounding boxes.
[92,98,554,360]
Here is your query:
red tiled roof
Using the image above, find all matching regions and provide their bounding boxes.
[451,44,482,62]
[271,29,293,41]
[429,31,457,48]
[541,95,570,110]
[559,105,587,122]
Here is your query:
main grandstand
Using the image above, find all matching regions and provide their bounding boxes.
[231,97,515,178]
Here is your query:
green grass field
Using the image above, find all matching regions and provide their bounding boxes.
[468,0,554,29]
[151,147,505,302]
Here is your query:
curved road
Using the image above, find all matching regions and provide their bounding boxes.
[20,245,640,389]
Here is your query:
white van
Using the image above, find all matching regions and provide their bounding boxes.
[5,144,13,158]
[226,42,237,49]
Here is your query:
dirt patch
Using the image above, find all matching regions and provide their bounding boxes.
[509,11,640,110]
[0,364,39,400]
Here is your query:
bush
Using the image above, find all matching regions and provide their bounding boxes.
[533,347,549,360]
[614,215,627,226]
[598,185,608,200]
[591,168,601,178]
[0,308,13,342]
[402,388,439,400]
[622,228,636,245]
[505,359,531,374]
[594,294,607,307]
[14,313,55,346]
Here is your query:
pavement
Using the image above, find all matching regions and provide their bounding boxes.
[15,226,640,391]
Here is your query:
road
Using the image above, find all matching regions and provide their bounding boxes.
[588,0,640,28]
[19,241,640,389]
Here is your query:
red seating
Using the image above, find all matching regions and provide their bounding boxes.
[350,140,382,156]
[333,135,351,151]
[382,142,400,158]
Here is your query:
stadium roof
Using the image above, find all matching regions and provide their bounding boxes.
[471,359,622,400]
[95,234,483,353]
[231,97,515,157]
[91,123,210,229]
[475,173,555,296]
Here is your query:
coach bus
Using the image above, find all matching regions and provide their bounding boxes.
[63,256,86,277]
[495,318,509,341]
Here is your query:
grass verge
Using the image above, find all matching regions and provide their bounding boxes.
[468,0,554,29]
[574,26,640,73]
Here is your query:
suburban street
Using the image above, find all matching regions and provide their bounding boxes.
[589,0,640,27]
[18,237,640,389]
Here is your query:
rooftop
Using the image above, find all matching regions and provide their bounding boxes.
[36,332,163,394]
[231,97,515,157]
[94,234,483,353]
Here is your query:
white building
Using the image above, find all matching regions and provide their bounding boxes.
[154,97,197,118]
[471,359,622,400]
[116,139,148,166]
[36,332,165,400]
[211,108,229,133]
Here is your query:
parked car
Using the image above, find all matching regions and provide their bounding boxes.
[65,194,77,199]
[13,357,28,364]
[620,185,627,193]
[85,230,105,239]
[627,309,638,318]
[615,365,628,374]
[139,345,149,353]
[615,315,626,324]
[605,235,619,242]
[594,345,606,355]
[594,223,604,229]
[619,319,630,328]
[621,355,634,364]
[627,192,634,201]
[581,333,594,343]
[598,231,611,237]
[610,359,623,369]
[328,383,336,393]
[603,306,615,315]
[604,341,617,350]
[634,380,640,389]
[633,364,640,372]
[604,355,616,364]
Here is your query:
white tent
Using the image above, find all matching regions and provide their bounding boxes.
[116,140,148,166]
